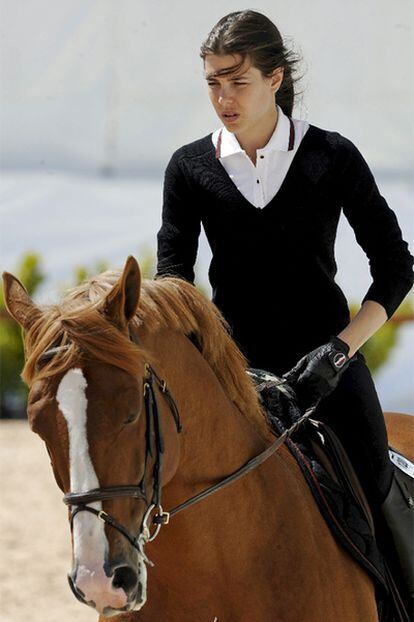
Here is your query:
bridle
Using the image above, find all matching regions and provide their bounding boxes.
[39,324,317,566]
[63,354,182,564]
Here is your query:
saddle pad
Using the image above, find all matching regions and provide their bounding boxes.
[246,367,389,593]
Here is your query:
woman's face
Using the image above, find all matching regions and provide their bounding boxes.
[204,53,283,133]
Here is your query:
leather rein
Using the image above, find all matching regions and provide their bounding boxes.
[40,325,316,565]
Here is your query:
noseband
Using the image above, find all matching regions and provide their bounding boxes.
[41,324,316,566]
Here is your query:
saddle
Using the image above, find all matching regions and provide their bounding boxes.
[247,367,414,622]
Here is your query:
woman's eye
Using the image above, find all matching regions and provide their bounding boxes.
[208,82,247,87]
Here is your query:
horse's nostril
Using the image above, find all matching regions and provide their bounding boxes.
[112,565,138,593]
[67,573,87,604]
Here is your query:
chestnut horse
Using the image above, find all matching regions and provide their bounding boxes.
[2,255,412,621]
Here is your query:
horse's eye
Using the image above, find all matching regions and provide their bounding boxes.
[123,413,138,425]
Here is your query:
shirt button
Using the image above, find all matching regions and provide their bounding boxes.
[260,155,264,159]
[257,179,260,183]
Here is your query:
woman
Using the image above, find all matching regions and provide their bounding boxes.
[155,10,414,603]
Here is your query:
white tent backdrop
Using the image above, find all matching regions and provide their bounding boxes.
[1,0,413,174]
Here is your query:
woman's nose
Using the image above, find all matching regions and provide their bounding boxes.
[218,94,235,106]
[217,86,234,104]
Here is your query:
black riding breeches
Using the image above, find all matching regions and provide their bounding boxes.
[310,351,394,508]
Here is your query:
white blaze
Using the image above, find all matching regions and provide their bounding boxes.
[56,367,147,613]
[56,367,107,567]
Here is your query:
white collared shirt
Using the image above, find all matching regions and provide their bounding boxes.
[211,104,310,209]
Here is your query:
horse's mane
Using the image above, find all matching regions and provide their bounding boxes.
[22,271,268,435]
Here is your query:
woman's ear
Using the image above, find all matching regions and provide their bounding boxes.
[271,66,284,93]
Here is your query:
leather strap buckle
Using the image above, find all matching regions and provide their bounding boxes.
[153,510,170,525]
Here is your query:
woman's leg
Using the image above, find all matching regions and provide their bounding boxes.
[311,352,394,508]
[312,352,414,611]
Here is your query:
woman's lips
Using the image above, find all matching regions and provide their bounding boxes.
[222,113,240,123]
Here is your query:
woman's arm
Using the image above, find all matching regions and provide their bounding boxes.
[155,149,201,284]
[337,299,387,358]
[337,135,414,324]
[334,137,414,358]
[282,137,414,408]
[282,302,387,409]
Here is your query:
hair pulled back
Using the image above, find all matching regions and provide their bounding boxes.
[200,10,304,117]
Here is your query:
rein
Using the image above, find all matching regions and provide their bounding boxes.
[42,324,316,565]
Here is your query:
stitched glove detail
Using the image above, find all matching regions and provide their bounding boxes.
[282,335,357,411]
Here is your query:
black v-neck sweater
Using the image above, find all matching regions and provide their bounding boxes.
[155,124,414,373]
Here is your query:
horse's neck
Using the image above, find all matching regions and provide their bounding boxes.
[142,327,271,488]
[139,327,295,542]
[135,328,376,620]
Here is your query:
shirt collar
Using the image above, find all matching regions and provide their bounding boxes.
[218,104,292,159]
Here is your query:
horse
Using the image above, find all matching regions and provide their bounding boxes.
[2,255,412,621]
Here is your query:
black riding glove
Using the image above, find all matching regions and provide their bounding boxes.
[282,335,358,411]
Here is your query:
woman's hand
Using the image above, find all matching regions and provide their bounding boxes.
[282,335,358,411]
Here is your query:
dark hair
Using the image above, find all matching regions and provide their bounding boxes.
[199,10,304,117]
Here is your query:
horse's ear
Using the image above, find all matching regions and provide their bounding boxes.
[2,271,42,331]
[101,255,141,329]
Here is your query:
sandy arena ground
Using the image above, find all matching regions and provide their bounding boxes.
[0,420,97,622]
